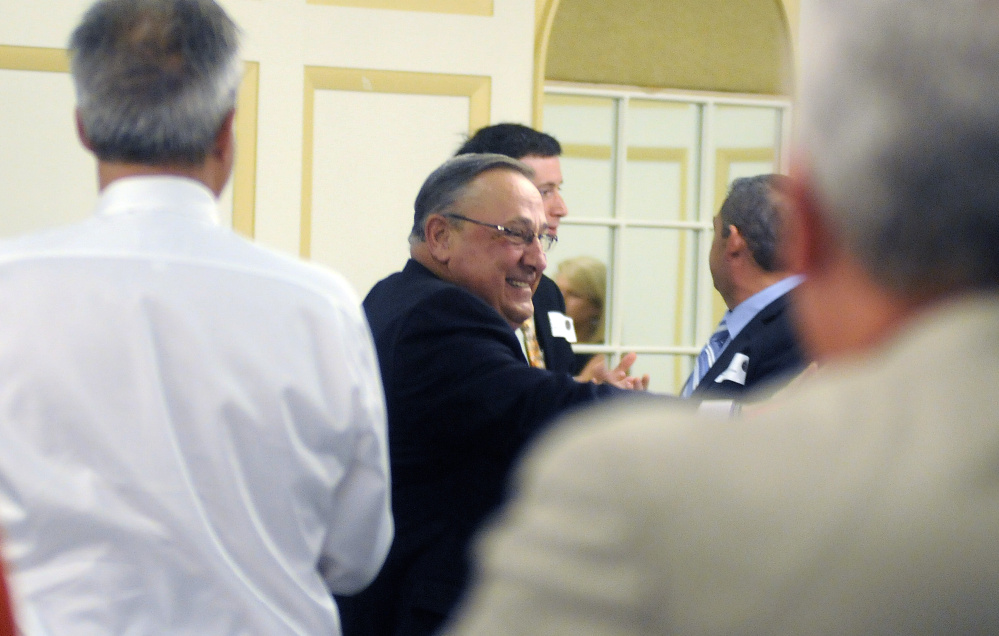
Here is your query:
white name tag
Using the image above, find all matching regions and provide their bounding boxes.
[548,311,577,342]
[715,352,749,385]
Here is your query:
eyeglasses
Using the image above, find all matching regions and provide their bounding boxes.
[442,213,557,252]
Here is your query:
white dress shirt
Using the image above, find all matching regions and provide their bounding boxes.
[0,176,392,635]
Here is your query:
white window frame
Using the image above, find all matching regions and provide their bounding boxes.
[544,82,793,391]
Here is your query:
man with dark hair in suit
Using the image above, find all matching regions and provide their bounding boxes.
[681,174,806,400]
[335,153,650,636]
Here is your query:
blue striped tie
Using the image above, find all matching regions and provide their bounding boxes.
[681,318,730,397]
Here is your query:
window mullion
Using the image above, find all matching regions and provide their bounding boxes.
[608,95,629,366]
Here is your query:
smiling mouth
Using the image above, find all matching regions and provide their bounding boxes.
[507,278,534,289]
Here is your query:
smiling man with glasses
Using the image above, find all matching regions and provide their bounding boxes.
[454,124,576,375]
[336,153,654,636]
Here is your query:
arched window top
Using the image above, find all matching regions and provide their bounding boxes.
[544,0,793,95]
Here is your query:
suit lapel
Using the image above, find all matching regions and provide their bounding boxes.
[694,294,790,393]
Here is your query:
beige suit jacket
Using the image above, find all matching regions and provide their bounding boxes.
[444,294,999,635]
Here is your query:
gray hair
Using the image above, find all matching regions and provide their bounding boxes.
[69,0,242,165]
[719,174,788,272]
[796,0,999,294]
[410,153,535,242]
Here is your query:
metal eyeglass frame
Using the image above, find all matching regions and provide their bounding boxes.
[442,213,557,252]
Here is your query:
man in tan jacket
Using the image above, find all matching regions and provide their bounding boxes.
[442,1,999,633]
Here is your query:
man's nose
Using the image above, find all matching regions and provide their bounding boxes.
[550,192,568,218]
[521,236,547,270]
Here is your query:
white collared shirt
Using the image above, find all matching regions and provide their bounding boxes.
[0,176,392,635]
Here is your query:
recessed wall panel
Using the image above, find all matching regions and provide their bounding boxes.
[0,68,94,238]
[0,51,258,239]
[309,90,469,297]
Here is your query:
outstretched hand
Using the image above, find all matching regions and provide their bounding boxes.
[578,352,649,391]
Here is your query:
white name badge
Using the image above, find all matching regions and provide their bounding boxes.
[548,311,577,343]
[715,352,749,385]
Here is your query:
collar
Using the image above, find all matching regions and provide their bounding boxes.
[96,175,221,226]
[725,275,804,339]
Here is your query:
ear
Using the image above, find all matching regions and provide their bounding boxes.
[424,214,452,262]
[75,108,94,152]
[211,109,236,163]
[724,224,747,258]
[783,157,834,276]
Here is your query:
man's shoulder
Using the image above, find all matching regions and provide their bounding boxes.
[366,261,448,302]
[364,260,456,316]
[236,241,364,308]
[0,216,100,258]
[162,224,366,313]
[0,215,363,315]
[730,278,799,333]
[503,325,999,633]
[364,260,509,334]
[758,290,793,320]
[733,291,796,344]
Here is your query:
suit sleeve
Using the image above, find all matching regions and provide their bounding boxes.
[389,287,624,456]
[440,409,656,636]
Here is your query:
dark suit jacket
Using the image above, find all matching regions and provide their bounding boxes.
[531,274,576,375]
[336,259,636,636]
[692,292,806,401]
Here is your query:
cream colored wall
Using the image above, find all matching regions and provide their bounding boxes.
[0,0,804,301]
[0,0,535,298]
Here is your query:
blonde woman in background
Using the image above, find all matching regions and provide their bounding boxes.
[555,256,606,378]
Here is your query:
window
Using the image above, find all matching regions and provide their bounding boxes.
[543,84,791,393]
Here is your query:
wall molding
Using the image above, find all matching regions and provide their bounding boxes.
[300,66,491,257]
[0,45,259,238]
[0,45,69,72]
[307,0,492,16]
[232,61,259,238]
